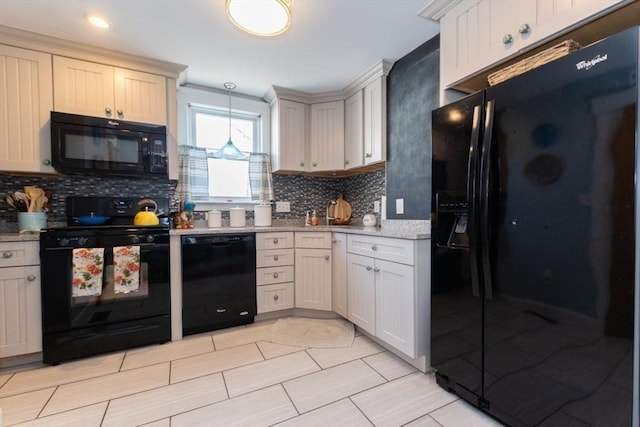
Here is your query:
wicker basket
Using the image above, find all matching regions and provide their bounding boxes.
[487,40,581,86]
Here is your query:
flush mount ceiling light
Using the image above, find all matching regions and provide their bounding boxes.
[86,14,110,29]
[226,0,291,37]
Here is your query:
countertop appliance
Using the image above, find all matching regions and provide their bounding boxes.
[50,111,168,178]
[181,233,256,336]
[431,27,639,426]
[39,196,171,364]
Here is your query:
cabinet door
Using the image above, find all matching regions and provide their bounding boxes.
[114,67,167,125]
[0,45,54,174]
[347,253,375,335]
[295,248,332,311]
[272,99,307,172]
[331,233,348,318]
[257,282,294,313]
[53,56,115,118]
[344,90,364,169]
[0,265,42,357]
[309,101,344,171]
[375,259,415,357]
[363,77,386,164]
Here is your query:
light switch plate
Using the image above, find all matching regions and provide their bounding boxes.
[275,201,290,212]
[396,198,404,215]
[373,200,381,213]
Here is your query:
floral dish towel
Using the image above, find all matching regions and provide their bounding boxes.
[113,246,140,294]
[72,248,105,297]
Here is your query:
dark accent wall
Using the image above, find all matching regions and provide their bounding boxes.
[386,35,439,220]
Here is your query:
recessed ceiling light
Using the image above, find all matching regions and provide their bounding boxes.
[86,14,110,29]
[226,0,291,37]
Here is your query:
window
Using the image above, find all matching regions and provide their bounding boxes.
[189,104,261,202]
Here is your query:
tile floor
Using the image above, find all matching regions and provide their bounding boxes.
[0,319,503,427]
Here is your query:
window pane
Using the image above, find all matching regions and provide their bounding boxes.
[208,158,250,198]
[195,112,254,152]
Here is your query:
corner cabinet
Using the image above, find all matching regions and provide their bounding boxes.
[53,56,167,125]
[347,234,430,369]
[0,44,55,174]
[271,98,307,173]
[0,241,42,358]
[295,232,332,311]
[440,0,624,87]
[309,101,345,171]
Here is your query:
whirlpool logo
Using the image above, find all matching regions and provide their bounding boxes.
[575,54,608,70]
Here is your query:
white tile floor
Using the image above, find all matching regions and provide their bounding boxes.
[0,319,503,427]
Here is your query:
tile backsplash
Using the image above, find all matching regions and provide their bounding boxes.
[0,169,385,231]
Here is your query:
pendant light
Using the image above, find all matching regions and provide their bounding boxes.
[212,82,248,160]
[226,0,291,37]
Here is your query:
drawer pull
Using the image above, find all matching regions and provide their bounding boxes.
[2,251,12,259]
[324,255,330,261]
[366,266,373,271]
[373,268,380,273]
[273,272,279,279]
[216,308,226,313]
[27,274,36,281]
[274,294,279,301]
[273,255,279,261]
[371,245,377,251]
[273,238,279,244]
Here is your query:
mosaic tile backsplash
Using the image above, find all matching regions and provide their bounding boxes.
[0,169,385,231]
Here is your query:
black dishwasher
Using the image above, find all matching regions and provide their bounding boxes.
[181,234,256,336]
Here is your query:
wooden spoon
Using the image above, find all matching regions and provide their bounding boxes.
[26,187,44,212]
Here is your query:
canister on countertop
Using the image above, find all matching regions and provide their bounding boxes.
[254,203,272,227]
[230,206,246,227]
[207,210,221,228]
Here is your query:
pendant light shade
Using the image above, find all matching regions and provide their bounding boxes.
[212,82,248,160]
[226,0,291,37]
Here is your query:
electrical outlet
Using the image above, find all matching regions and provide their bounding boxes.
[396,198,404,215]
[275,201,290,212]
[373,200,381,213]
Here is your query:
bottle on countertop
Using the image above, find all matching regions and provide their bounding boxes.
[305,211,311,226]
[311,210,319,226]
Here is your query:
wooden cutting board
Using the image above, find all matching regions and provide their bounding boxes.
[331,194,351,222]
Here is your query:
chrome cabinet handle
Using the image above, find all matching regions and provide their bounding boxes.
[3,251,13,259]
[324,255,330,261]
[373,268,380,273]
[371,245,377,251]
[365,153,372,158]
[274,294,279,301]
[518,23,531,34]
[273,272,279,279]
[27,274,36,281]
[312,162,317,167]
[345,160,350,165]
[42,159,51,166]
[273,238,279,244]
[503,34,513,45]
[366,265,373,271]
[331,239,337,243]
[299,161,305,167]
[105,107,112,114]
[273,255,279,261]
[117,109,123,116]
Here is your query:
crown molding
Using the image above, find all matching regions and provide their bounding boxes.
[418,0,463,22]
[0,25,187,79]
[342,59,394,96]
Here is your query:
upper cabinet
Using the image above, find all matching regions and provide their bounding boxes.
[344,90,364,169]
[363,76,386,165]
[309,100,344,171]
[0,44,55,174]
[53,56,167,125]
[440,0,625,88]
[271,98,307,173]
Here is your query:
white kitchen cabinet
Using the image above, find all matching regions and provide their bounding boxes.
[331,233,348,318]
[363,76,386,165]
[256,232,295,313]
[309,101,344,171]
[294,232,332,311]
[0,44,55,174]
[0,241,42,358]
[53,56,167,125]
[440,0,623,87]
[346,234,430,368]
[344,91,364,169]
[271,98,307,173]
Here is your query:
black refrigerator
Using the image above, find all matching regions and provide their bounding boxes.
[431,27,639,427]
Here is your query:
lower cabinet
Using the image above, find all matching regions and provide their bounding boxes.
[331,233,348,318]
[256,232,295,313]
[0,241,42,358]
[295,232,332,311]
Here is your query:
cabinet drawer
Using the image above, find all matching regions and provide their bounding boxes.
[256,248,295,268]
[0,241,40,268]
[256,232,294,250]
[257,282,294,313]
[347,235,414,265]
[256,265,295,286]
[295,232,332,249]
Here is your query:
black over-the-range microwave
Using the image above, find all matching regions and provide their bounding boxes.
[50,111,168,178]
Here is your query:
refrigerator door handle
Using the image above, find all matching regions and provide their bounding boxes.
[480,99,495,300]
[468,104,482,298]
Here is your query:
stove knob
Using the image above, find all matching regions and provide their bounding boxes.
[131,236,141,244]
[146,235,155,243]
[59,238,69,247]
[78,237,89,246]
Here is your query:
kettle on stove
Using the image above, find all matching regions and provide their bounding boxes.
[134,198,160,226]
